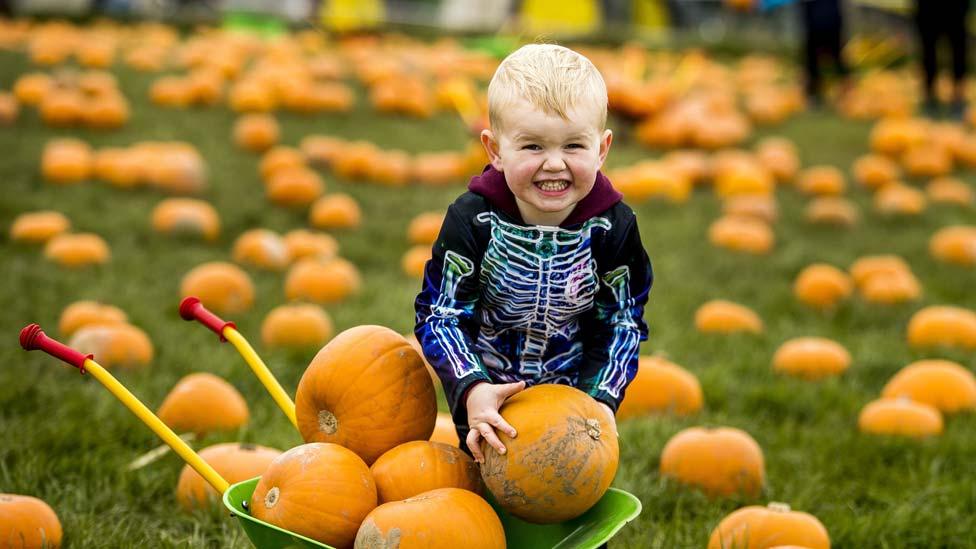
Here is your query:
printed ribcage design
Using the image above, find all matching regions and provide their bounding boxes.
[475,212,611,378]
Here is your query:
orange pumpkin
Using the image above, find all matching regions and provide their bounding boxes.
[852,154,900,189]
[804,197,859,227]
[39,89,85,127]
[660,426,765,498]
[859,269,922,304]
[157,372,249,434]
[754,137,799,183]
[151,198,220,241]
[251,443,377,548]
[44,233,110,267]
[142,143,208,195]
[926,177,973,207]
[906,306,976,350]
[370,441,481,503]
[93,148,143,188]
[332,141,379,180]
[707,502,830,549]
[0,92,20,126]
[772,337,851,379]
[355,488,504,549]
[902,143,952,178]
[708,215,774,254]
[284,257,361,304]
[402,245,431,278]
[232,229,291,270]
[870,117,927,156]
[721,195,779,224]
[695,300,764,334]
[481,384,618,524]
[9,210,70,243]
[83,94,130,129]
[58,300,128,336]
[849,255,912,289]
[179,261,255,314]
[176,443,282,510]
[929,225,976,266]
[874,183,927,216]
[229,80,276,112]
[259,146,306,182]
[13,73,53,106]
[0,494,63,549]
[881,359,976,413]
[713,161,775,197]
[261,304,334,349]
[300,135,347,167]
[150,76,192,107]
[407,211,446,245]
[295,325,437,464]
[283,229,338,262]
[309,193,362,230]
[858,398,943,438]
[430,413,459,446]
[793,264,853,310]
[266,167,325,207]
[616,356,703,419]
[412,152,466,186]
[42,138,93,184]
[67,323,153,369]
[233,113,280,152]
[797,166,846,196]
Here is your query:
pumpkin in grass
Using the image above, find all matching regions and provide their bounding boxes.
[233,113,280,152]
[39,89,85,127]
[660,426,765,498]
[295,325,437,464]
[797,166,845,196]
[480,384,618,524]
[926,177,973,207]
[804,197,859,227]
[176,442,281,510]
[849,255,912,289]
[616,356,702,419]
[754,137,799,183]
[902,143,953,178]
[310,194,362,230]
[772,337,850,379]
[368,150,412,187]
[407,211,446,245]
[860,269,922,304]
[283,229,338,262]
[332,141,380,180]
[370,441,481,503]
[94,148,143,188]
[0,91,20,125]
[142,144,208,195]
[42,138,93,184]
[907,306,976,350]
[929,225,976,266]
[266,166,325,207]
[858,398,943,438]
[301,135,347,167]
[150,76,192,107]
[59,300,127,336]
[355,488,504,549]
[151,198,220,241]
[13,72,53,105]
[852,154,900,189]
[707,502,830,549]
[285,257,361,304]
[882,359,976,413]
[261,304,334,349]
[158,372,249,434]
[793,264,853,310]
[232,229,291,271]
[708,215,774,254]
[721,195,779,224]
[229,80,276,112]
[662,149,711,186]
[412,152,466,186]
[67,323,153,369]
[695,300,764,334]
[870,117,927,156]
[874,183,927,216]
[10,210,70,243]
[180,261,255,314]
[0,494,63,549]
[44,233,110,267]
[83,94,130,129]
[713,161,775,198]
[259,146,306,182]
[252,442,377,548]
[430,413,459,446]
[402,245,431,278]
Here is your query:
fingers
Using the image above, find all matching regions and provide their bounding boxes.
[498,380,526,399]
[466,428,485,463]
[486,412,517,438]
[467,422,507,462]
[478,422,507,456]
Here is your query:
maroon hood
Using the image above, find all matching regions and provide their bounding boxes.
[467,166,622,227]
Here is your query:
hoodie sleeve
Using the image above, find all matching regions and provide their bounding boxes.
[576,211,652,411]
[414,200,492,423]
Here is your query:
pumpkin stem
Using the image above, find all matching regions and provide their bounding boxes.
[264,486,280,509]
[767,501,791,513]
[585,418,602,440]
[318,409,338,435]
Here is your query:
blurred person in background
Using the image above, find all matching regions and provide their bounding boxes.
[797,0,851,108]
[914,0,971,119]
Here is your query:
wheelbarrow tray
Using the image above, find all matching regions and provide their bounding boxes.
[224,478,642,549]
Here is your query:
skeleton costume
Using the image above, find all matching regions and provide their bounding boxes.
[415,166,652,442]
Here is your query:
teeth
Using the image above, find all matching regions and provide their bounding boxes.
[536,180,569,192]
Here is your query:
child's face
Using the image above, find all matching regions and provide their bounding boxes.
[481,97,612,226]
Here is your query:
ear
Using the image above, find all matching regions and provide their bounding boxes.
[481,129,504,172]
[597,129,613,169]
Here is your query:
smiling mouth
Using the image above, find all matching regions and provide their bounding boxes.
[534,179,571,192]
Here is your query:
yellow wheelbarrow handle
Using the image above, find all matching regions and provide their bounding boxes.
[179,298,299,430]
[19,324,230,495]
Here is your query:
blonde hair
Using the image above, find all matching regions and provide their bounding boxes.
[487,44,608,132]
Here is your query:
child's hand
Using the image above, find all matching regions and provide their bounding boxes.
[465,380,526,463]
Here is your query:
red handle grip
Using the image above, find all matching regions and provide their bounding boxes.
[20,323,92,373]
[179,297,236,342]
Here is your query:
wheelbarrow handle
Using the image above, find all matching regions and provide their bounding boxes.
[179,297,236,342]
[20,323,92,372]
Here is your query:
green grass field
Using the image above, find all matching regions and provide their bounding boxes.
[2,45,975,548]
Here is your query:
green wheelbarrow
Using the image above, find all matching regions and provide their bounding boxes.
[20,314,640,548]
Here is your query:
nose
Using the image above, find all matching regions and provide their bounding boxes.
[542,152,567,172]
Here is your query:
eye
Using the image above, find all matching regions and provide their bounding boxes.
[521,144,542,151]
[566,143,585,149]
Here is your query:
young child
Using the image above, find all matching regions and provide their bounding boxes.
[414,44,652,463]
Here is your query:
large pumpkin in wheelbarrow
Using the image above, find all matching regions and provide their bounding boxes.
[295,325,437,465]
[480,384,619,524]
